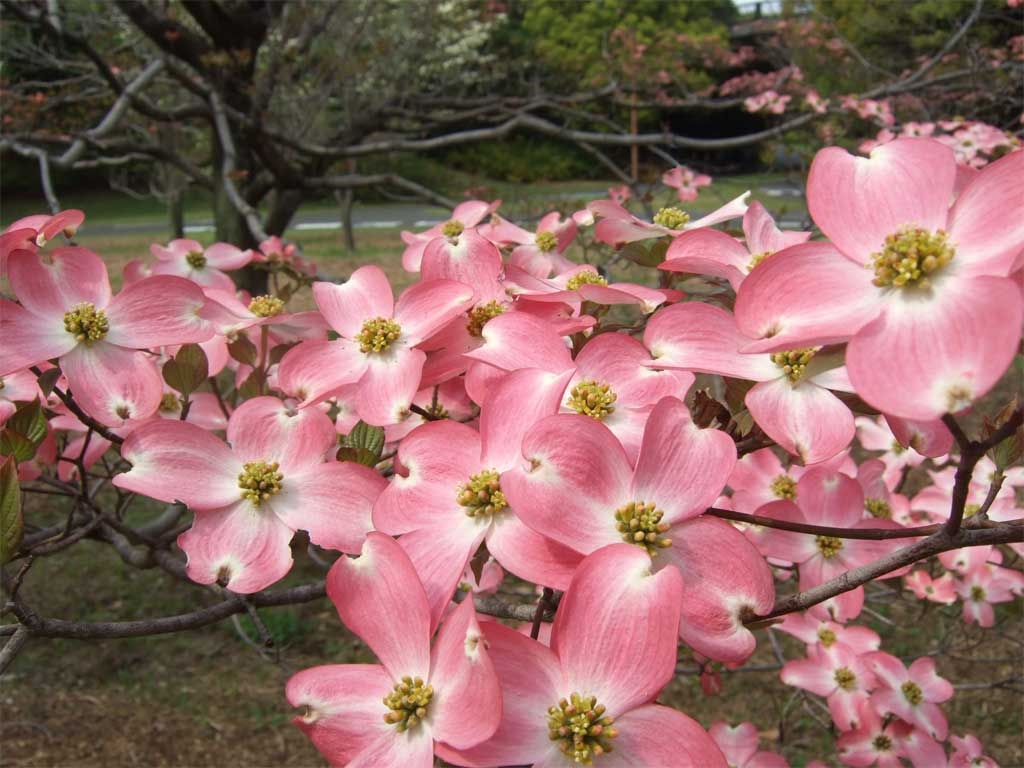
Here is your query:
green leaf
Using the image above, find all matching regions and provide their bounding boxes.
[0,456,23,564]
[269,342,298,366]
[228,335,258,367]
[468,541,490,587]
[237,368,267,400]
[162,343,209,396]
[0,430,36,462]
[35,367,62,397]
[337,421,386,467]
[6,399,47,447]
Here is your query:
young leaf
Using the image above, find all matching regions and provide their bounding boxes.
[163,344,209,396]
[0,456,23,564]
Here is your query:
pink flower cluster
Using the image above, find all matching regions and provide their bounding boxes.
[1,137,1021,767]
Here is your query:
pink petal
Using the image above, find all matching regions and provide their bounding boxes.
[908,657,953,702]
[644,302,778,380]
[602,705,728,768]
[687,191,750,230]
[114,418,240,508]
[574,332,688,405]
[947,148,1024,276]
[397,522,486,632]
[348,727,433,768]
[428,598,502,749]
[746,377,855,465]
[798,467,865,528]
[356,346,427,426]
[464,312,573,373]
[480,368,573,471]
[286,664,393,766]
[485,514,583,591]
[8,246,111,317]
[435,621,560,767]
[61,342,163,426]
[274,462,385,553]
[808,139,955,264]
[421,231,503,295]
[327,532,432,680]
[277,339,367,407]
[313,265,394,338]
[502,414,632,555]
[203,242,252,270]
[744,200,811,256]
[177,500,294,593]
[735,242,880,352]
[660,228,749,290]
[394,279,475,345]
[631,397,737,524]
[552,544,683,717]
[884,416,952,457]
[846,276,1023,419]
[227,396,336,472]
[103,276,212,348]
[666,516,774,664]
[709,721,759,765]
[0,299,77,374]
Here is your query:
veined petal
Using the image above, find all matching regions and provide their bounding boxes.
[327,532,432,681]
[808,139,955,264]
[746,377,855,465]
[644,302,778,380]
[947,148,1024,277]
[428,598,501,749]
[735,242,880,352]
[277,338,367,407]
[313,265,394,338]
[177,500,295,593]
[286,664,393,767]
[8,246,111,317]
[273,462,385,553]
[485,514,583,591]
[502,414,632,555]
[61,342,163,426]
[113,418,240,508]
[0,299,77,374]
[602,705,728,768]
[227,396,337,472]
[348,726,434,768]
[104,276,212,348]
[744,200,811,256]
[846,276,1023,419]
[395,279,475,345]
[631,397,736,524]
[203,242,252,270]
[356,346,427,426]
[660,227,749,291]
[421,231,502,296]
[686,191,750,230]
[552,544,683,717]
[464,312,573,373]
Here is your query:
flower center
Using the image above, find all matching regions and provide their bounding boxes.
[614,501,672,555]
[833,667,857,691]
[567,380,617,420]
[652,206,690,230]
[817,627,837,648]
[816,535,844,559]
[547,693,618,765]
[63,302,109,344]
[238,460,283,505]
[970,585,986,602]
[186,251,207,269]
[865,498,891,519]
[383,675,433,732]
[357,317,402,353]
[466,301,505,338]
[442,219,464,238]
[249,295,285,317]
[890,439,906,455]
[457,469,508,519]
[159,393,181,413]
[747,251,773,271]
[770,474,797,500]
[565,271,608,291]
[871,227,954,290]
[535,230,559,252]
[873,734,893,752]
[901,680,923,706]
[770,349,816,383]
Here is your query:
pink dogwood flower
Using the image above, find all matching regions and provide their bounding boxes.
[504,396,775,663]
[150,238,253,292]
[709,721,788,768]
[781,642,877,731]
[1,247,213,425]
[278,265,474,424]
[948,733,1000,768]
[438,544,728,768]
[589,192,750,246]
[481,211,578,278]
[735,140,1024,420]
[401,199,501,273]
[287,532,501,767]
[864,652,953,740]
[1,208,84,275]
[662,165,712,202]
[113,396,385,592]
